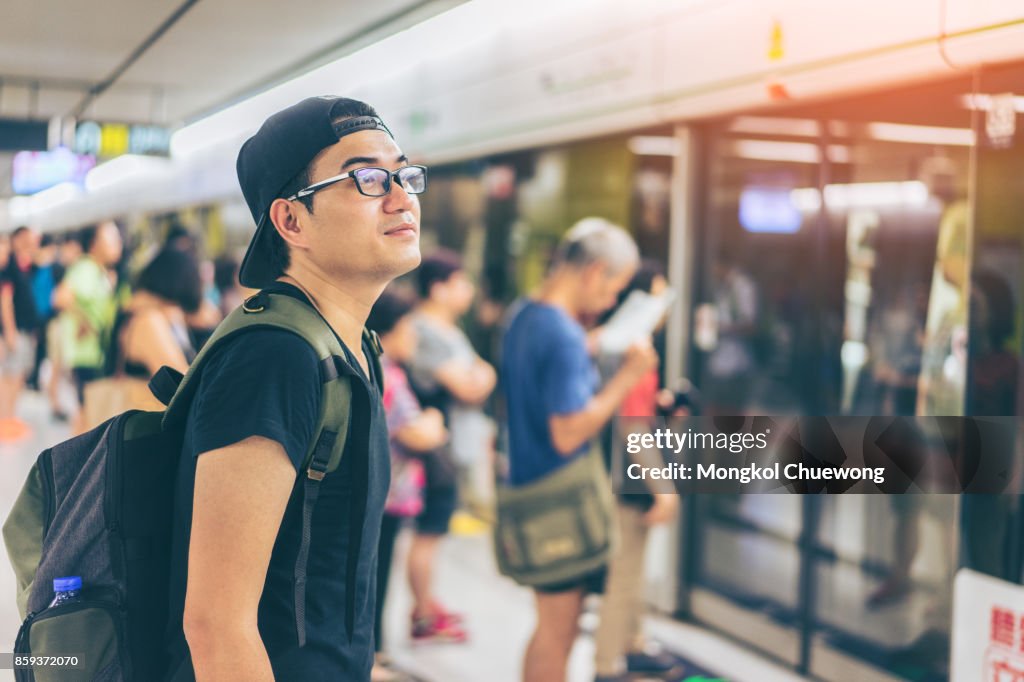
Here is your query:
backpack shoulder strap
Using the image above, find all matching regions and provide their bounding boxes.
[162,291,357,477]
[364,327,385,394]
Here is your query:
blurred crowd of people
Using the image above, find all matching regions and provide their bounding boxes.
[0,222,244,441]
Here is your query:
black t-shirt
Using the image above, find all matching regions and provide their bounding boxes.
[165,286,389,681]
[0,255,39,331]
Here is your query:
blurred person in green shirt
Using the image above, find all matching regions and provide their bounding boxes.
[53,220,123,434]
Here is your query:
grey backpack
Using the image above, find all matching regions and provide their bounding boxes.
[3,290,382,681]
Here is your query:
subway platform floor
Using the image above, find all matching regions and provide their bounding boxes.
[0,390,807,682]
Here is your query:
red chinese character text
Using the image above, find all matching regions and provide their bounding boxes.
[992,607,1016,648]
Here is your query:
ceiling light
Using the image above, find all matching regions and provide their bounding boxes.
[866,122,975,146]
[960,93,1024,113]
[790,180,930,212]
[729,140,850,164]
[732,140,819,163]
[728,116,821,137]
[628,136,680,156]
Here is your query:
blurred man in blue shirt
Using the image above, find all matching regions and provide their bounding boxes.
[502,217,657,682]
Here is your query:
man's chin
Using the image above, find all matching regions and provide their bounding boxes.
[390,248,422,278]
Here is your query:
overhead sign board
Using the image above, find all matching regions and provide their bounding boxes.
[12,147,96,195]
[739,186,802,234]
[73,120,172,159]
[0,118,49,152]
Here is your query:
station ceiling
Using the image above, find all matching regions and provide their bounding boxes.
[0,0,463,197]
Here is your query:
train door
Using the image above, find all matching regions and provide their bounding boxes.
[684,113,825,668]
[683,71,983,681]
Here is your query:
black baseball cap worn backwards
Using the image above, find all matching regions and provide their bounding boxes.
[236,95,394,288]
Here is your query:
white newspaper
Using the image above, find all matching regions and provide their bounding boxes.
[597,288,675,355]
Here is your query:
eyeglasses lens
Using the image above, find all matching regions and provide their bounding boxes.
[351,166,427,196]
[353,168,389,196]
[397,166,427,194]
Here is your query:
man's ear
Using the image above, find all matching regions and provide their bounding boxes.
[268,198,309,250]
[582,260,608,285]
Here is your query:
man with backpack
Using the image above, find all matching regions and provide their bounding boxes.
[166,96,424,681]
[3,97,425,682]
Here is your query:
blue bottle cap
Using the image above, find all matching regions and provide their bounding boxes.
[53,576,82,592]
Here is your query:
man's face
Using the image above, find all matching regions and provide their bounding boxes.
[435,271,475,316]
[12,229,39,259]
[580,261,635,317]
[35,243,57,266]
[293,130,421,285]
[60,240,82,265]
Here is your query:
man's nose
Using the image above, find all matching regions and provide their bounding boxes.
[383,180,416,212]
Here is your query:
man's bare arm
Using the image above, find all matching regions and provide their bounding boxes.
[183,436,297,682]
[433,358,496,405]
[548,341,658,456]
[393,407,448,452]
[0,286,17,347]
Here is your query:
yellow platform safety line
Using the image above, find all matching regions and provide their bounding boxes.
[449,507,493,536]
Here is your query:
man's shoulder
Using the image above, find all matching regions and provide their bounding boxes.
[206,326,322,371]
[190,328,324,404]
[509,301,580,344]
[185,327,326,461]
[411,311,447,339]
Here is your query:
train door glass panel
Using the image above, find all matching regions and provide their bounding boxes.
[688,120,824,661]
[962,58,1024,617]
[694,122,823,416]
[782,75,976,681]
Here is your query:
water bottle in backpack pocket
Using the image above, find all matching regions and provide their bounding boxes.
[14,578,126,682]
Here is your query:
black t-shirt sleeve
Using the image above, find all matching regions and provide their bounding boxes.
[189,329,322,471]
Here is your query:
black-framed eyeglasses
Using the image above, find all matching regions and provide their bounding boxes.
[287,164,428,199]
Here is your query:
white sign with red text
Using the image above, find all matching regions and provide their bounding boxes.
[952,568,1024,682]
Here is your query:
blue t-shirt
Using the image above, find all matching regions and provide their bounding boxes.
[501,300,598,486]
[31,264,55,319]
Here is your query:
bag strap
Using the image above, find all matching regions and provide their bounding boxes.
[162,291,376,472]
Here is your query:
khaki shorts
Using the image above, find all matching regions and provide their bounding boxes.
[0,331,36,377]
